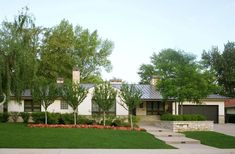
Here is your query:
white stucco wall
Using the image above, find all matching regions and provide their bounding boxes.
[116,93,128,116]
[8,100,24,112]
[77,88,93,115]
[5,86,130,117]
[42,100,73,113]
[78,87,128,116]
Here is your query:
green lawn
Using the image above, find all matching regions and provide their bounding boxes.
[183,131,235,149]
[0,123,173,149]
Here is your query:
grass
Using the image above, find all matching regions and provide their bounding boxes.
[183,131,235,149]
[0,123,173,149]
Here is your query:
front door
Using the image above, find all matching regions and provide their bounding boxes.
[147,101,164,115]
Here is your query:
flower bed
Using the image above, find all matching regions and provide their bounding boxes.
[28,124,145,131]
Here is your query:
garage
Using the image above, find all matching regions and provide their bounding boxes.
[179,105,219,123]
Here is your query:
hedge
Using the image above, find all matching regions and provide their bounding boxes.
[0,112,9,122]
[161,113,206,121]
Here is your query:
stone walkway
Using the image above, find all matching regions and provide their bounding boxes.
[139,123,217,149]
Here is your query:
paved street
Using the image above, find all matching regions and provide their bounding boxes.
[0,149,235,154]
[214,123,235,137]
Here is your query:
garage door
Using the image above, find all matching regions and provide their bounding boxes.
[179,105,218,123]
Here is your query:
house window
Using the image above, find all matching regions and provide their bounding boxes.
[92,101,116,115]
[60,100,68,109]
[24,100,41,112]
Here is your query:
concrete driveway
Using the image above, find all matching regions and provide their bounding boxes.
[214,123,235,137]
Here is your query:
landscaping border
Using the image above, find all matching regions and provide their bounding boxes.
[28,124,145,131]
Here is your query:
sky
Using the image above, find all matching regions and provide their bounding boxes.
[0,0,235,83]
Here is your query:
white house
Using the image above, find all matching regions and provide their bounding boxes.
[1,69,228,123]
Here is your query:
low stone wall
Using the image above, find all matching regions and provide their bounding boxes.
[157,121,213,132]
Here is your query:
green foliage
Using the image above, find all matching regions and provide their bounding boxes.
[48,113,60,124]
[160,114,206,121]
[59,113,74,124]
[120,84,142,112]
[38,20,113,83]
[201,42,235,97]
[9,112,20,122]
[138,64,156,84]
[31,112,60,124]
[92,82,117,126]
[156,49,216,103]
[0,112,9,122]
[0,7,40,111]
[119,83,142,129]
[31,112,45,124]
[61,82,88,125]
[139,49,217,114]
[31,78,58,124]
[20,112,30,123]
[77,116,95,125]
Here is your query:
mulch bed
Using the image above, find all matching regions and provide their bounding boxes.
[28,124,145,131]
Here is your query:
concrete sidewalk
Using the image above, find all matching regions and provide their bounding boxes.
[139,123,215,149]
[1,149,235,154]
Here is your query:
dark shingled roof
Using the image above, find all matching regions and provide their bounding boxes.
[18,84,228,100]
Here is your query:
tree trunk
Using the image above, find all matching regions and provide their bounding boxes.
[45,110,47,124]
[180,102,183,115]
[103,111,105,126]
[130,113,133,130]
[74,111,77,125]
[4,59,10,112]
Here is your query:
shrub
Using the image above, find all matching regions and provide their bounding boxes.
[20,112,31,123]
[9,112,20,122]
[31,112,45,124]
[48,113,60,124]
[131,116,140,124]
[59,113,74,124]
[161,114,206,121]
[111,119,122,126]
[78,116,95,125]
[100,119,113,126]
[0,112,9,122]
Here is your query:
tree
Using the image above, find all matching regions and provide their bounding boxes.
[92,83,117,126]
[141,49,217,114]
[38,20,75,80]
[201,42,235,97]
[73,27,113,83]
[0,7,40,112]
[119,84,142,129]
[61,82,88,125]
[38,20,114,83]
[32,78,58,124]
[138,64,156,84]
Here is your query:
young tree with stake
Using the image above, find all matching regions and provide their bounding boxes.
[119,84,142,129]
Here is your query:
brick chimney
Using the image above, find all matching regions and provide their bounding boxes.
[150,75,160,86]
[56,77,64,84]
[72,67,80,84]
